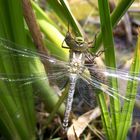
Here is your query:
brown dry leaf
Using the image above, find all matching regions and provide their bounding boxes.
[67,107,101,140]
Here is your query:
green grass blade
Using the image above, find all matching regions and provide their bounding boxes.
[46,0,68,27]
[7,0,36,137]
[0,0,36,139]
[45,84,69,128]
[31,1,58,28]
[93,0,135,52]
[98,0,120,138]
[59,0,83,36]
[116,29,140,140]
[96,93,113,139]
[0,100,21,140]
[47,0,83,36]
[31,1,68,59]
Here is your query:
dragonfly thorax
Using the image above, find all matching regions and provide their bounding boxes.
[68,52,85,74]
[72,37,88,52]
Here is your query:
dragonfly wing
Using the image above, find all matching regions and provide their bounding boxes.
[0,37,68,67]
[82,64,140,100]
[79,64,140,122]
[85,64,140,83]
[0,37,70,92]
[0,37,70,97]
[0,38,70,121]
[48,71,69,90]
[0,70,69,96]
[71,78,97,116]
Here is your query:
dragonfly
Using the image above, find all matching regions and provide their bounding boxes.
[0,31,140,132]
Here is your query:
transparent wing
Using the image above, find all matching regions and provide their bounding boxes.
[0,38,71,121]
[82,64,140,100]
[0,37,68,67]
[76,64,140,123]
[0,72,69,86]
[72,78,97,116]
[0,38,70,96]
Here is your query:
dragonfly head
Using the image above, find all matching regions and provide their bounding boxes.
[75,37,85,47]
[73,37,88,52]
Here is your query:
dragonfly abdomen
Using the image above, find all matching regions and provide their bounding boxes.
[62,73,77,131]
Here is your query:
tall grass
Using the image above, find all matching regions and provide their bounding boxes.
[0,0,35,139]
[98,0,140,140]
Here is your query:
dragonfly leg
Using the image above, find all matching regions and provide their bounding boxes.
[91,49,105,61]
[62,25,73,49]
[62,38,69,49]
[88,41,94,45]
[88,31,99,48]
[94,49,105,57]
[85,49,106,63]
[85,50,94,62]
